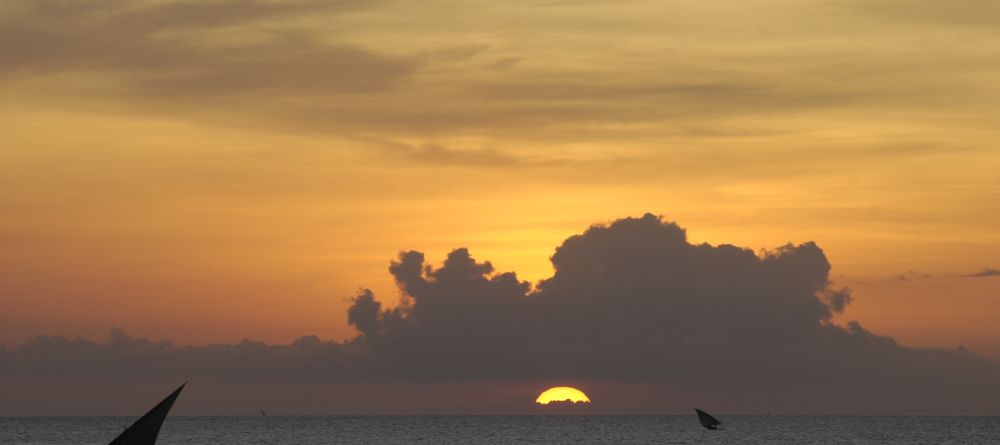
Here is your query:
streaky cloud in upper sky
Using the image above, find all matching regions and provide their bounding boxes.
[845,0,1000,26]
[0,0,416,96]
[4,0,1000,146]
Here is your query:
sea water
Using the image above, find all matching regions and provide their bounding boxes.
[3,415,1000,444]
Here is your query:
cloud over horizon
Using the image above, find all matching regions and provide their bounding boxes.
[3,215,997,415]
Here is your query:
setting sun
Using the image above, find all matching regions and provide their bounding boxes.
[535,387,591,405]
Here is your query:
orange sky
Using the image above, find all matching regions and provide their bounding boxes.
[1,0,999,358]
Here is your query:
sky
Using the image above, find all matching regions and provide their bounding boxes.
[1,0,999,415]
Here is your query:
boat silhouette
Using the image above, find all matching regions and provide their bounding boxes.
[695,408,722,430]
[109,382,186,445]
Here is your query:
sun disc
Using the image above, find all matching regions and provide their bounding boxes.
[535,386,591,405]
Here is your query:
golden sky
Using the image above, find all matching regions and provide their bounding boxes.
[2,0,999,356]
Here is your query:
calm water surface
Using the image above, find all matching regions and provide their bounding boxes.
[3,416,1000,444]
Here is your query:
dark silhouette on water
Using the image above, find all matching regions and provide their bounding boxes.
[109,382,186,445]
[261,409,267,417]
[695,408,722,430]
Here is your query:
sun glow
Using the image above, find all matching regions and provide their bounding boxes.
[535,386,591,405]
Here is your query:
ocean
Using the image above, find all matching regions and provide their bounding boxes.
[3,415,999,444]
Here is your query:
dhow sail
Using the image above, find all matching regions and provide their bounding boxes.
[109,383,186,445]
[695,408,722,430]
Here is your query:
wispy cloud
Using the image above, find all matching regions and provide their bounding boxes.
[895,270,933,282]
[964,268,1000,278]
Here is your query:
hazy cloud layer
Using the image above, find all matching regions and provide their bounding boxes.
[3,215,998,414]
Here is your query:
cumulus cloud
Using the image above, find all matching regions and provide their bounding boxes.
[2,215,998,414]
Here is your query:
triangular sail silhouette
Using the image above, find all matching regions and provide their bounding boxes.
[695,408,722,430]
[109,383,186,445]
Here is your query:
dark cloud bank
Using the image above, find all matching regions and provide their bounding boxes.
[2,215,997,415]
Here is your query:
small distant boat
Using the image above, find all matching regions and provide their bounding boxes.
[260,409,267,417]
[695,408,722,430]
[109,382,186,445]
